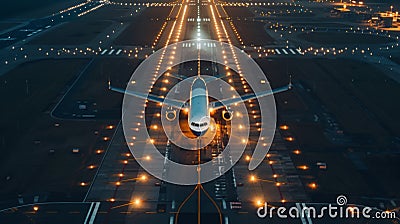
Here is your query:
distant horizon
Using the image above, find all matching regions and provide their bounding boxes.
[0,0,78,19]
[0,0,399,20]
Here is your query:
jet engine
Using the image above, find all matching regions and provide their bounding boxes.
[165,110,177,121]
[222,110,233,121]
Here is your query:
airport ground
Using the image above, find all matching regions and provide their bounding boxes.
[0,0,399,223]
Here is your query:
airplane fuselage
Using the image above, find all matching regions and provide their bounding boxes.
[188,77,210,136]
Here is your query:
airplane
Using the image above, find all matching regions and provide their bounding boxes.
[109,75,292,137]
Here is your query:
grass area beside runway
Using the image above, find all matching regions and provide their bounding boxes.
[295,150,374,196]
[253,5,315,18]
[0,22,22,32]
[255,58,308,114]
[28,20,113,45]
[0,59,116,203]
[224,6,255,18]
[0,0,80,19]
[52,58,139,120]
[295,58,398,145]
[298,32,396,45]
[81,4,136,21]
[256,57,400,201]
[0,59,89,151]
[290,22,352,28]
[230,20,275,45]
[314,59,400,137]
[389,56,400,65]
[365,154,400,198]
[114,7,172,46]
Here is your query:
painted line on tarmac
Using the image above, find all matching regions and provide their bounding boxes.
[87,202,100,224]
[302,203,313,224]
[50,58,95,119]
[296,203,308,224]
[83,202,94,224]
[83,120,122,202]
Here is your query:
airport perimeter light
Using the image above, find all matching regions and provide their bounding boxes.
[249,175,278,184]
[120,174,148,183]
[308,182,318,190]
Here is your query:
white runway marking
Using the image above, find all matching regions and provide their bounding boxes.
[302,203,313,224]
[83,202,94,224]
[296,203,308,224]
[88,202,100,224]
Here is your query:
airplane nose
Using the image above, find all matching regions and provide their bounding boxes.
[192,130,202,137]
[191,129,207,137]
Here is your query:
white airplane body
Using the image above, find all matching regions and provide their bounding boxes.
[110,75,291,137]
[188,77,210,136]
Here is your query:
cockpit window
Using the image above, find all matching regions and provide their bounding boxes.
[191,122,207,127]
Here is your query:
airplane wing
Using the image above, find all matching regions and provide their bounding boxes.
[209,84,292,110]
[204,74,230,83]
[167,73,186,80]
[109,85,187,110]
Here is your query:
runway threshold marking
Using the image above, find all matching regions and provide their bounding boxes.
[274,49,281,55]
[101,49,108,55]
[108,49,115,55]
[89,202,100,224]
[84,202,100,224]
[83,202,94,224]
[302,203,313,224]
[296,203,308,224]
[289,49,296,54]
[116,49,122,55]
[282,49,288,55]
